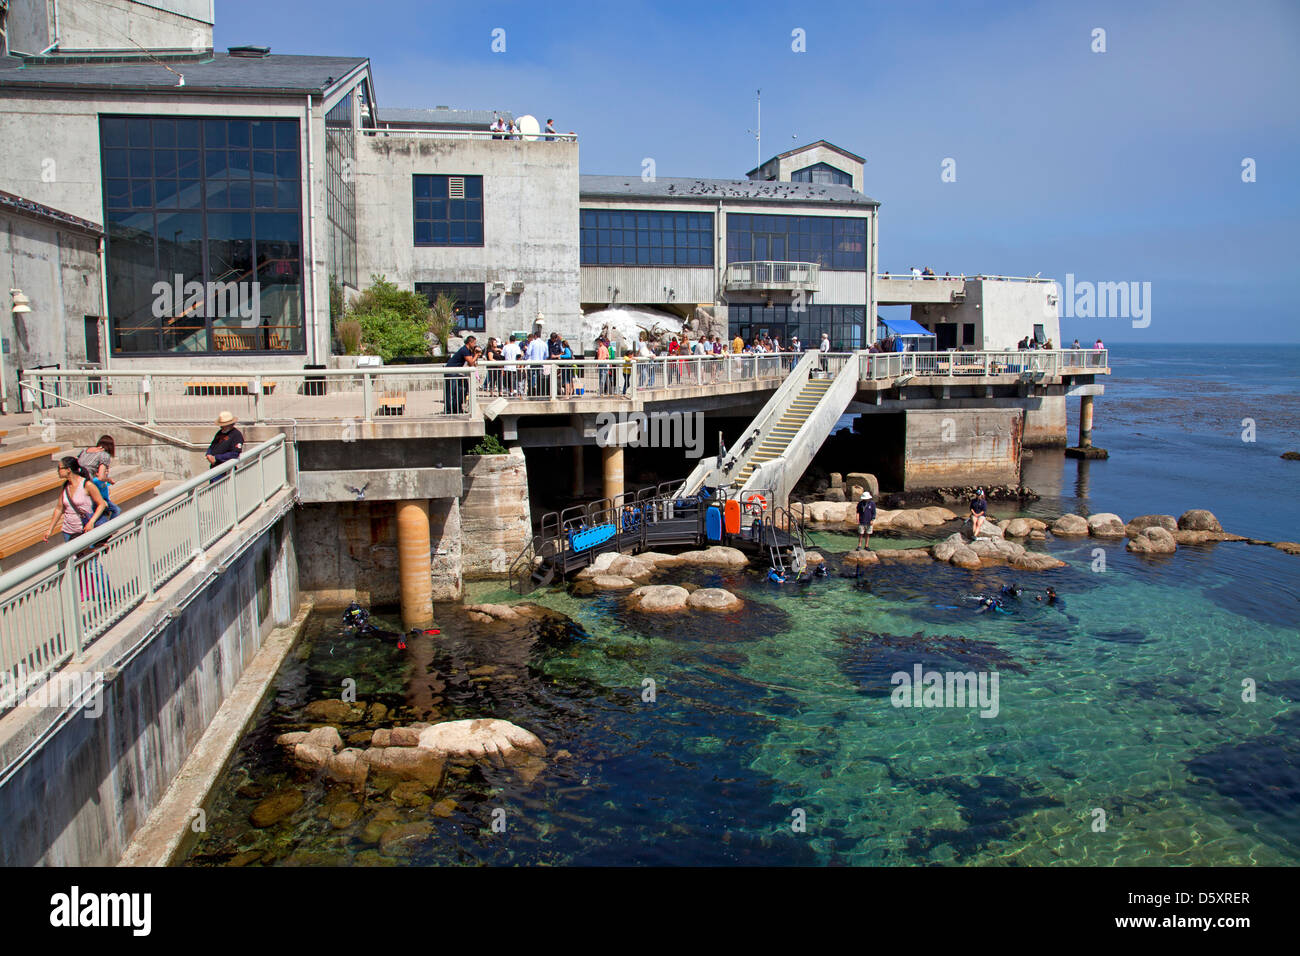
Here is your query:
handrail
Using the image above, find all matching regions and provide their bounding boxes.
[0,437,290,711]
[369,127,577,142]
[19,380,207,450]
[858,348,1109,380]
[877,273,1052,283]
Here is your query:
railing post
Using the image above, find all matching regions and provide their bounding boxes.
[362,371,373,422]
[139,517,156,600]
[469,371,479,417]
[253,375,264,423]
[629,361,638,399]
[259,447,267,503]
[192,485,204,553]
[228,459,239,529]
[144,374,156,426]
[549,363,558,401]
[62,555,84,661]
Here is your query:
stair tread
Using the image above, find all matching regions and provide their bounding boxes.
[0,472,164,559]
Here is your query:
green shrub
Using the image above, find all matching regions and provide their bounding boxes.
[345,275,433,361]
[336,319,362,355]
[469,435,509,456]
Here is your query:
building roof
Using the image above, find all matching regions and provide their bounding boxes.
[0,51,368,97]
[0,189,103,235]
[377,107,515,129]
[579,175,877,207]
[746,140,867,177]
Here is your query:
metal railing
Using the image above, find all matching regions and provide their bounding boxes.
[0,437,290,714]
[725,261,821,291]
[472,353,791,403]
[23,367,478,426]
[859,349,1109,380]
[368,127,577,142]
[877,273,1052,283]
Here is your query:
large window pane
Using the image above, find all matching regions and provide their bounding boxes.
[413,175,484,246]
[579,207,712,265]
[100,115,304,355]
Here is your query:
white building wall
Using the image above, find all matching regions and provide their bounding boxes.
[354,134,580,346]
[6,0,213,55]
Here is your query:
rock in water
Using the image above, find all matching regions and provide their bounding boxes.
[417,718,547,769]
[1124,514,1178,537]
[379,822,434,857]
[843,549,880,567]
[1087,513,1126,538]
[1051,514,1089,536]
[590,574,635,590]
[628,584,690,611]
[1127,526,1177,555]
[363,746,446,783]
[687,588,744,611]
[303,699,355,723]
[1178,509,1223,532]
[249,789,304,828]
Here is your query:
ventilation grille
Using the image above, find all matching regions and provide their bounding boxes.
[448,177,465,199]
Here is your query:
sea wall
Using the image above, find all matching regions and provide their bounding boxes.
[0,502,297,866]
[460,449,532,579]
[903,408,1022,489]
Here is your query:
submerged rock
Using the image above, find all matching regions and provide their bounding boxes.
[303,699,359,723]
[875,548,933,564]
[379,822,434,857]
[589,574,636,590]
[364,746,446,784]
[249,789,304,828]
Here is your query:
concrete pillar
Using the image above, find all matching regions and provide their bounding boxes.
[572,444,584,497]
[396,499,433,630]
[602,445,624,501]
[1078,395,1094,448]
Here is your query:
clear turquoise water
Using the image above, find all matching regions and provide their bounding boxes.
[183,345,1300,866]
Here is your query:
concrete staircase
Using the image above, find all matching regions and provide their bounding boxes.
[733,377,833,486]
[0,426,166,573]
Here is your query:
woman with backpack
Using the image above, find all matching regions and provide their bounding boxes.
[42,457,108,543]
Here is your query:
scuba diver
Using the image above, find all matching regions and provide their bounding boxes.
[343,602,439,650]
[768,566,788,584]
[814,563,830,578]
[1035,586,1060,605]
[966,594,1012,614]
[1000,583,1024,600]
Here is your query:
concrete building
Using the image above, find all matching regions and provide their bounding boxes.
[1,0,213,56]
[579,172,879,350]
[0,189,104,408]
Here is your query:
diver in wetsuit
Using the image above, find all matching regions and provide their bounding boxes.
[342,602,435,648]
[1035,586,1059,605]
[1000,583,1023,599]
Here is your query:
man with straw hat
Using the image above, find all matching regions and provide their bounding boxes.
[206,411,244,478]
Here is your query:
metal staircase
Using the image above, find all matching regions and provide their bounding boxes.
[733,376,833,486]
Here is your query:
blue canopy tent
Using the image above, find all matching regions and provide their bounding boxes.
[877,317,937,352]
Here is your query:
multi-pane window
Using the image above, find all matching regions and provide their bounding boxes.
[729,304,865,351]
[100,116,303,355]
[415,282,486,332]
[790,162,853,187]
[413,175,483,246]
[726,213,866,271]
[325,92,358,288]
[580,209,713,266]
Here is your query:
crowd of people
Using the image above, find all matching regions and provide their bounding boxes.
[489,114,561,141]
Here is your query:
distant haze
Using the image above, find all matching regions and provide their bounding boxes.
[215,0,1300,343]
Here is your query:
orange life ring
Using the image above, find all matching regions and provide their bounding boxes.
[744,493,768,513]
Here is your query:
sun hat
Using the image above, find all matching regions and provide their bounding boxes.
[216,411,237,426]
[860,491,872,500]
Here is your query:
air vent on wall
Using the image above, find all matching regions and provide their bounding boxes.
[448,177,465,199]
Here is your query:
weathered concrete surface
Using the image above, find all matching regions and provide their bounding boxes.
[119,599,315,866]
[428,496,463,601]
[296,501,401,605]
[297,466,462,503]
[460,449,532,579]
[903,408,1022,490]
[0,491,298,866]
[1022,395,1067,447]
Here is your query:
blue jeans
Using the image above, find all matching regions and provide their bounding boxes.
[94,502,122,527]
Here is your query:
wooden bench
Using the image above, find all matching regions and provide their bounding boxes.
[0,471,63,509]
[184,380,277,396]
[213,330,291,351]
[375,391,407,416]
[0,473,163,560]
[0,443,63,471]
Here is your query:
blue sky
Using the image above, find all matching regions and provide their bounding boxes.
[217,0,1300,343]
